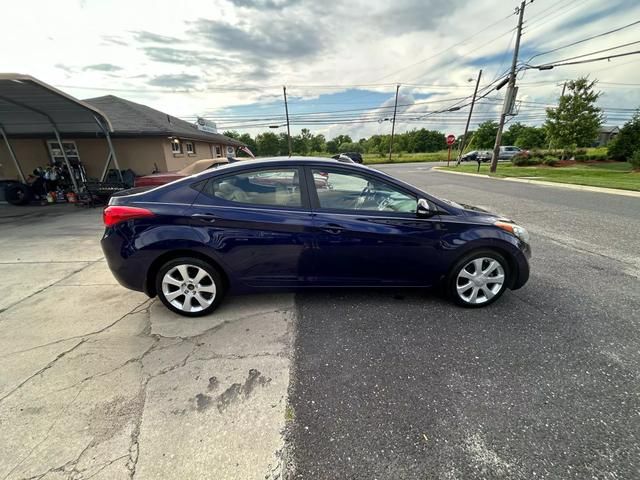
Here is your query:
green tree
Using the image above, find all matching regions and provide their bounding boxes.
[502,122,527,146]
[331,135,352,149]
[277,133,289,155]
[255,132,280,156]
[545,77,603,152]
[339,141,363,153]
[514,126,547,149]
[470,121,499,149]
[608,111,640,160]
[309,134,326,153]
[326,139,339,154]
[222,130,240,139]
[238,133,257,156]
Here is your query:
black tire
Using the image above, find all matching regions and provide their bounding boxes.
[155,257,226,317]
[446,249,510,308]
[5,183,32,206]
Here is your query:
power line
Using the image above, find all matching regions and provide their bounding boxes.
[527,19,640,63]
[535,41,640,66]
[529,49,640,69]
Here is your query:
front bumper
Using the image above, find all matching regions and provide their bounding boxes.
[511,241,531,290]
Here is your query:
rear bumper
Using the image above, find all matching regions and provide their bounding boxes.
[101,228,150,294]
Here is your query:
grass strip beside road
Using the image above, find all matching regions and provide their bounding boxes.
[440,162,640,191]
[363,151,451,165]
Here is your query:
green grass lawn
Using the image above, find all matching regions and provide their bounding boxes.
[363,151,451,165]
[441,162,640,191]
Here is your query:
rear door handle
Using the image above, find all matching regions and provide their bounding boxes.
[320,223,344,235]
[191,213,217,223]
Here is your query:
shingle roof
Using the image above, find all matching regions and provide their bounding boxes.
[83,95,244,146]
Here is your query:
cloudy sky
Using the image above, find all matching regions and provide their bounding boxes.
[3,0,640,139]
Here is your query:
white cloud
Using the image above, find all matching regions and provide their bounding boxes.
[2,0,639,138]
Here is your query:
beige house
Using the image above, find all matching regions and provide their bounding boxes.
[0,94,243,181]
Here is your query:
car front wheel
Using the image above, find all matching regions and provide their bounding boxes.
[155,257,225,317]
[448,250,510,307]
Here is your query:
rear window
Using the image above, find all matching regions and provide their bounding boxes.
[200,168,302,207]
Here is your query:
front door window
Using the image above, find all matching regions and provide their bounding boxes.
[311,169,417,214]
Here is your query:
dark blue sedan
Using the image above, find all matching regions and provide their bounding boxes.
[102,157,530,316]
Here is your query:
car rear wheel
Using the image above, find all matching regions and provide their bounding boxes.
[447,250,510,308]
[155,257,225,317]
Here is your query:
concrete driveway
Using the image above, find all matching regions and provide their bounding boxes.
[0,206,293,480]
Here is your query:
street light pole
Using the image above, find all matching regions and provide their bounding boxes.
[457,69,482,165]
[283,86,292,157]
[388,84,400,163]
[490,0,526,173]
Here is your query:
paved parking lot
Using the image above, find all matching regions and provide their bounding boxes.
[0,207,293,480]
[1,164,638,480]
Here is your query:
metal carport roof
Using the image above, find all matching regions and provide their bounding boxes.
[0,73,121,189]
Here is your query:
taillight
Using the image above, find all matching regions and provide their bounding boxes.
[103,205,155,227]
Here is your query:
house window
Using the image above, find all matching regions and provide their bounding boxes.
[215,145,222,157]
[47,140,80,164]
[171,140,183,154]
[185,142,195,154]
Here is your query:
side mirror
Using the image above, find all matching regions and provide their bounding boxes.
[417,198,433,217]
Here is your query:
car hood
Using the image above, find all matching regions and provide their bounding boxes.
[441,198,513,224]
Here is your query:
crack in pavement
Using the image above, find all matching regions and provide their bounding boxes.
[0,260,104,317]
[3,386,86,480]
[0,299,153,404]
[0,300,154,359]
[3,297,293,480]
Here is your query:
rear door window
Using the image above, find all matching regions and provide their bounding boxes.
[199,168,303,208]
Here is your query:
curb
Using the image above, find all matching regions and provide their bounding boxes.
[432,167,640,198]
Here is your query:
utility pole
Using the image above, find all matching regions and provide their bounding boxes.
[283,86,292,157]
[388,84,400,162]
[457,69,482,165]
[490,1,526,173]
[549,81,567,149]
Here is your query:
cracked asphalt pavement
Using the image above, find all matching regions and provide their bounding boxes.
[0,207,293,480]
[288,163,640,479]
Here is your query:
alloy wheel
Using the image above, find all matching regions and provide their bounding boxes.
[161,264,217,313]
[455,257,505,305]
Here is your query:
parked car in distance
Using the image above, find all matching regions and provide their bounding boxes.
[499,146,527,160]
[102,157,531,317]
[332,152,363,163]
[134,158,229,187]
[460,150,492,163]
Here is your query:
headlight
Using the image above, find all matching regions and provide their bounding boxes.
[495,221,530,244]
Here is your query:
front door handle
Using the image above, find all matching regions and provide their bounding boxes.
[191,213,217,223]
[320,223,344,235]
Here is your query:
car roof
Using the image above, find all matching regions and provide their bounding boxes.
[211,156,369,170]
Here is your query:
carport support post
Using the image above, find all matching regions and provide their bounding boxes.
[0,124,26,183]
[95,115,123,183]
[52,127,80,193]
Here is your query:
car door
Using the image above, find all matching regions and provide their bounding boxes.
[305,166,443,286]
[190,166,315,287]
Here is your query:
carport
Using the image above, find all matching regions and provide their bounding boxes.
[0,73,122,192]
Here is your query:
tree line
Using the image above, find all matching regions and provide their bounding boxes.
[224,77,638,160]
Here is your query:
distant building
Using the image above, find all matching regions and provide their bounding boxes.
[0,93,243,181]
[594,126,620,147]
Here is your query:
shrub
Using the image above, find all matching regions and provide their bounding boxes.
[631,150,640,170]
[542,156,559,166]
[512,155,542,166]
[528,149,545,160]
[574,154,588,162]
[575,148,588,156]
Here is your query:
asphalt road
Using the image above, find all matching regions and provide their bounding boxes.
[288,163,640,479]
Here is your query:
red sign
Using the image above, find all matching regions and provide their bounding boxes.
[446,134,456,145]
